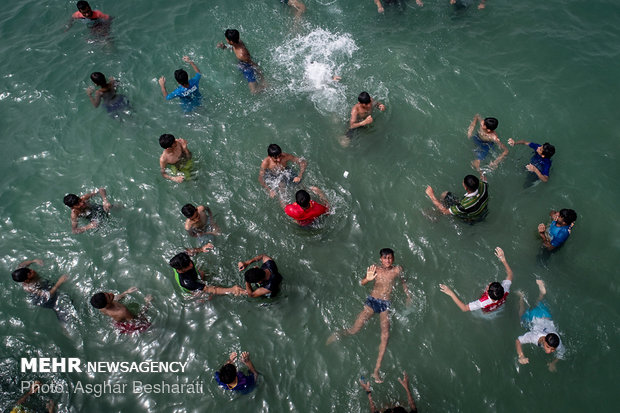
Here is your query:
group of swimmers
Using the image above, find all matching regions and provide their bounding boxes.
[9,2,580,412]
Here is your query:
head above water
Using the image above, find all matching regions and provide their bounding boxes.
[76,1,91,13]
[358,91,371,104]
[559,208,577,225]
[90,292,108,309]
[159,133,176,149]
[487,282,505,300]
[463,175,480,192]
[225,29,240,44]
[545,333,560,349]
[181,204,197,218]
[90,72,107,87]
[11,268,31,283]
[268,144,282,158]
[174,69,189,85]
[295,190,311,208]
[483,117,498,131]
[63,193,80,208]
[384,407,408,413]
[541,142,555,158]
[245,267,266,284]
[379,248,394,258]
[218,363,237,384]
[169,252,192,270]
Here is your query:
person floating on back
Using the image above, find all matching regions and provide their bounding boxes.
[158,56,202,112]
[259,144,308,198]
[341,91,386,147]
[537,209,577,251]
[439,247,514,313]
[63,188,113,233]
[86,72,129,117]
[214,351,258,394]
[217,29,264,94]
[425,174,489,221]
[159,133,193,183]
[238,254,283,298]
[508,138,555,183]
[284,187,329,226]
[90,287,152,334]
[466,114,508,172]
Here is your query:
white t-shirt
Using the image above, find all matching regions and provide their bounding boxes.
[518,317,565,359]
[467,279,512,312]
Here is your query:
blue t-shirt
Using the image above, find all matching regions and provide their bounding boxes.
[166,73,202,112]
[548,220,571,247]
[214,371,255,394]
[528,143,552,177]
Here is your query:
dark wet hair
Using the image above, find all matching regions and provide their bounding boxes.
[488,282,505,300]
[463,175,479,192]
[545,333,560,348]
[63,194,80,208]
[295,190,311,208]
[559,209,577,225]
[174,69,189,85]
[159,133,176,149]
[169,252,192,270]
[181,204,197,218]
[11,268,30,282]
[385,407,408,413]
[225,29,240,44]
[358,91,371,104]
[483,117,498,131]
[90,72,107,87]
[77,1,90,11]
[268,144,282,158]
[218,363,237,384]
[541,143,555,158]
[90,292,107,309]
[379,248,394,257]
[245,268,265,284]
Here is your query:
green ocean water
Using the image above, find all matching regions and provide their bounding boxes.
[1,0,619,412]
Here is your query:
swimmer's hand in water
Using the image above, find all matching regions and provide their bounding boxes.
[450,0,456,4]
[377,104,386,111]
[145,295,153,304]
[232,285,246,296]
[494,247,505,261]
[525,164,538,173]
[292,176,301,184]
[125,286,138,295]
[171,176,184,183]
[377,5,384,13]
[86,86,94,96]
[238,261,246,271]
[200,243,214,253]
[538,223,546,233]
[424,186,435,198]
[216,42,227,49]
[478,1,486,9]
[182,56,192,63]
[332,76,341,82]
[158,76,166,87]
[366,265,377,281]
[269,189,276,198]
[363,115,373,126]
[439,284,455,297]
[518,355,529,365]
[359,378,371,392]
[416,0,424,6]
[33,259,44,266]
[507,138,515,146]
[103,201,111,212]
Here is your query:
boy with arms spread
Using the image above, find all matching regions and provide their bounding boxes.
[63,188,113,234]
[159,133,192,183]
[537,209,577,251]
[217,29,264,94]
[259,144,307,198]
[238,253,283,298]
[90,287,152,334]
[328,248,411,383]
[439,247,513,313]
[467,114,508,172]
[508,138,555,183]
[158,56,202,112]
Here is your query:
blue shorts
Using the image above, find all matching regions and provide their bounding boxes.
[472,134,495,161]
[365,296,390,313]
[521,301,552,324]
[238,62,257,83]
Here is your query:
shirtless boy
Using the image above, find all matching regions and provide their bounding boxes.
[90,287,152,334]
[12,259,69,321]
[259,144,307,198]
[159,133,192,183]
[217,29,263,93]
[341,91,385,147]
[63,188,112,234]
[327,248,410,383]
[182,203,220,238]
[374,0,423,14]
[467,114,508,172]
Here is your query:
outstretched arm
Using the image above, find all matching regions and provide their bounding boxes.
[373,0,385,14]
[238,254,271,271]
[18,259,43,269]
[398,372,417,412]
[158,76,168,99]
[49,275,69,296]
[425,186,451,215]
[359,379,376,413]
[515,339,529,364]
[439,284,470,312]
[494,247,513,281]
[16,381,40,406]
[71,212,98,234]
[115,286,138,301]
[182,56,200,74]
[467,114,481,138]
[507,138,530,147]
[489,139,509,169]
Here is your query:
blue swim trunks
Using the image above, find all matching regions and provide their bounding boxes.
[238,62,257,83]
[365,296,390,313]
[521,301,552,324]
[472,134,495,160]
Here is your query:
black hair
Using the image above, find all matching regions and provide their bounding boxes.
[358,91,371,104]
[268,144,282,158]
[385,407,408,413]
[463,175,480,192]
[225,29,240,44]
[559,209,577,225]
[218,363,237,384]
[77,1,90,10]
[488,282,505,300]
[11,268,30,282]
[483,117,498,131]
[295,190,311,208]
[174,69,189,85]
[541,143,555,158]
[90,292,107,309]
[169,252,192,270]
[379,248,394,257]
[545,333,560,348]
[63,194,80,208]
[181,204,197,218]
[159,133,176,149]
[245,268,265,284]
[90,72,107,87]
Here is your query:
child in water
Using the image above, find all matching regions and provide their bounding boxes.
[86,72,129,117]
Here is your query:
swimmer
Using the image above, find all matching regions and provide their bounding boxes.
[259,144,308,198]
[65,0,110,31]
[11,259,70,323]
[159,133,192,183]
[466,114,508,172]
[327,248,411,383]
[280,0,306,19]
[515,280,565,372]
[217,29,265,94]
[11,381,55,413]
[439,247,514,313]
[375,0,423,14]
[341,91,385,147]
[168,252,246,297]
[283,187,329,226]
[507,138,555,183]
[425,174,488,222]
[450,0,486,9]
[215,351,259,394]
[238,254,283,298]
[537,209,577,251]
[86,72,129,116]
[182,203,221,238]
[158,56,202,112]
[63,188,113,234]
[359,371,418,413]
[90,288,152,334]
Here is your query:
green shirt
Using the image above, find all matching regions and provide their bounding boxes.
[449,181,488,220]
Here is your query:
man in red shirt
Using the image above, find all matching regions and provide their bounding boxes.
[284,187,329,226]
[71,1,110,21]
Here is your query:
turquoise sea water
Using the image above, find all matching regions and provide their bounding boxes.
[1,0,619,412]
